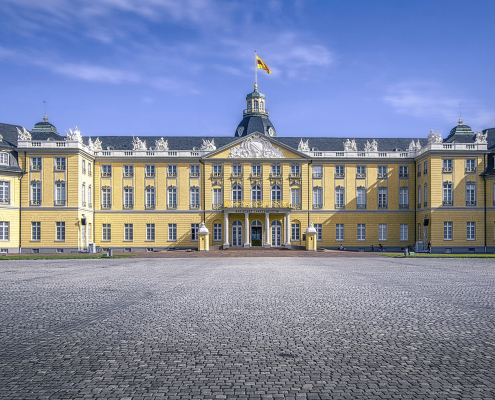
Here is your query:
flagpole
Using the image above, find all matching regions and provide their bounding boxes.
[255,51,257,89]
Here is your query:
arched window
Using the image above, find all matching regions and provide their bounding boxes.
[251,185,262,201]
[254,100,259,110]
[260,101,264,110]
[248,102,252,111]
[271,185,281,201]
[232,185,242,201]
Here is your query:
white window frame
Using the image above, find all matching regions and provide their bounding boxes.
[379,224,387,241]
[315,223,322,241]
[145,164,156,177]
[124,223,133,241]
[336,224,344,241]
[400,224,408,241]
[123,164,134,177]
[102,164,111,177]
[168,223,177,241]
[145,186,155,209]
[102,224,111,241]
[0,181,10,204]
[444,222,453,241]
[147,223,155,241]
[31,157,42,170]
[168,187,177,209]
[31,221,40,241]
[191,223,199,241]
[213,223,222,242]
[0,221,9,241]
[467,222,475,241]
[291,223,300,241]
[56,222,65,241]
[357,224,366,241]
[123,187,134,209]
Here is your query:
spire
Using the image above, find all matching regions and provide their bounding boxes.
[458,117,463,125]
[43,114,48,122]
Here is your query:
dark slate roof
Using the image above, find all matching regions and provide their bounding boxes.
[31,131,64,141]
[236,115,276,138]
[0,123,21,148]
[483,128,495,151]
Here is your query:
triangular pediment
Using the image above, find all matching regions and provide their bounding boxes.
[205,132,309,159]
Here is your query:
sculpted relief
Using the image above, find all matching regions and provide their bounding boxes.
[229,133,284,158]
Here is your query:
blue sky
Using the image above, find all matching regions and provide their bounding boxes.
[1,0,494,139]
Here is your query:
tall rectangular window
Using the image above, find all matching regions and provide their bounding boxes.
[313,165,323,178]
[145,187,155,209]
[357,224,366,241]
[313,187,322,208]
[55,157,66,171]
[466,159,476,172]
[168,187,177,208]
[191,223,199,241]
[423,161,428,174]
[124,223,133,241]
[418,186,422,207]
[417,164,421,176]
[444,222,453,240]
[379,224,387,241]
[145,164,156,177]
[336,224,344,241]
[377,165,388,178]
[356,165,366,178]
[291,188,300,208]
[443,183,452,205]
[212,164,222,176]
[335,187,345,208]
[424,184,428,206]
[88,186,92,207]
[31,182,41,205]
[378,187,387,208]
[123,187,133,209]
[102,224,111,241]
[399,166,408,178]
[442,159,452,172]
[82,159,86,173]
[31,222,40,241]
[291,164,301,177]
[168,164,177,177]
[291,223,300,241]
[147,224,155,241]
[335,165,344,178]
[56,222,65,241]
[315,223,322,241]
[190,164,200,177]
[0,153,8,165]
[213,188,222,209]
[466,183,476,206]
[213,223,222,242]
[232,164,242,177]
[272,164,282,176]
[0,222,9,241]
[400,224,408,241]
[356,187,366,209]
[168,224,177,241]
[123,164,134,177]
[102,187,111,209]
[55,182,66,206]
[467,222,475,241]
[251,164,261,177]
[399,187,409,209]
[101,165,111,177]
[0,182,10,204]
[190,187,200,208]
[88,163,92,176]
[31,157,42,170]
[81,184,86,206]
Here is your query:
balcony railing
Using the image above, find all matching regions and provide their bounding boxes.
[313,204,323,209]
[399,204,409,209]
[378,204,388,209]
[212,203,223,210]
[88,171,92,177]
[102,172,111,177]
[466,200,477,206]
[289,172,301,178]
[231,172,242,178]
[54,200,66,206]
[123,172,134,177]
[335,204,345,209]
[356,173,366,179]
[123,204,133,210]
[190,172,200,178]
[290,203,301,210]
[145,204,155,210]
[356,204,366,209]
[55,166,66,171]
[168,204,177,210]
[312,173,323,179]
[0,198,10,204]
[146,173,156,178]
[82,168,86,174]
[251,173,262,178]
[168,172,178,178]
[190,204,200,209]
[82,202,86,207]
[224,200,290,209]
[399,173,408,178]
[334,173,345,178]
[30,200,41,206]
[417,171,421,177]
[101,204,111,209]
[377,173,388,179]
[31,165,42,171]
[443,167,453,173]
[271,172,282,178]
[465,167,477,173]
[443,200,453,206]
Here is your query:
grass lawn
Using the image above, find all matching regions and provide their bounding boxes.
[383,253,495,259]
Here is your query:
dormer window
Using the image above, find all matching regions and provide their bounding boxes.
[0,153,9,166]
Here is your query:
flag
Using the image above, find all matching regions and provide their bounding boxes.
[256,56,271,74]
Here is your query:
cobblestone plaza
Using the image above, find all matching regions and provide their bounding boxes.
[1,257,494,399]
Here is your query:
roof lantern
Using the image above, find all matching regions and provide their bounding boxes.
[31,114,58,134]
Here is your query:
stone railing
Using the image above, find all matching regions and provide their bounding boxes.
[224,200,291,209]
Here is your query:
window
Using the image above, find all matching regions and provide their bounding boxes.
[467,222,475,241]
[313,165,323,178]
[56,222,65,241]
[213,223,222,242]
[272,164,282,177]
[400,224,408,241]
[424,184,428,207]
[466,183,476,206]
[123,165,134,177]
[88,163,92,176]
[0,222,9,241]
[168,224,177,241]
[82,160,86,173]
[336,224,344,241]
[399,187,409,209]
[102,224,111,241]
[291,188,300,209]
[124,223,133,241]
[443,159,453,172]
[378,187,387,208]
[335,165,345,178]
[146,164,156,177]
[31,222,40,241]
[335,187,345,208]
[399,166,408,178]
[123,187,133,209]
[443,182,453,206]
[0,182,9,204]
[232,185,242,201]
[168,187,177,209]
[291,223,300,241]
[147,224,155,241]
[357,224,366,241]
[189,164,200,177]
[212,164,222,177]
[251,164,261,177]
[377,165,388,179]
[313,187,322,208]
[191,223,199,241]
[167,164,177,177]
[82,184,86,206]
[417,164,421,177]
[213,188,222,209]
[190,187,200,208]
[253,100,258,110]
[31,157,42,170]
[423,161,428,174]
[379,224,387,241]
[102,165,111,177]
[102,187,111,209]
[271,185,281,201]
[290,164,301,177]
[145,186,155,209]
[55,182,66,206]
[232,164,242,177]
[315,223,322,241]
[356,165,366,178]
[55,157,66,171]
[444,222,453,240]
[88,186,92,207]
[356,187,366,209]
[466,159,476,173]
[0,153,9,165]
[31,182,41,205]
[251,185,261,201]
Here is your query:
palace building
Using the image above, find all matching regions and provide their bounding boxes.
[0,84,495,254]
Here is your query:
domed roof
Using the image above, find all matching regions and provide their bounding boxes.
[235,115,276,138]
[31,115,58,134]
[448,118,474,138]
[246,88,265,99]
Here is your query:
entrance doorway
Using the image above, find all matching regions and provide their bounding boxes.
[271,220,282,247]
[251,220,263,246]
[232,220,243,247]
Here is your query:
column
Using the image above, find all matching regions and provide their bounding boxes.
[264,212,271,247]
[284,212,291,249]
[244,212,250,247]
[223,212,229,249]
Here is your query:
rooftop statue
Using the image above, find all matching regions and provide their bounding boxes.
[343,139,357,152]
[475,131,488,144]
[88,137,102,151]
[132,136,147,151]
[427,130,443,144]
[65,126,82,142]
[298,139,310,152]
[365,139,378,152]
[16,126,31,141]
[155,137,169,151]
[200,139,216,151]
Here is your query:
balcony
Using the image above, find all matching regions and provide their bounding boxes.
[30,200,41,206]
[466,200,477,206]
[88,203,92,208]
[290,203,301,210]
[313,204,323,209]
[101,204,111,209]
[443,200,453,206]
[290,172,301,178]
[123,204,134,210]
[334,173,345,178]
[356,173,366,179]
[312,173,323,179]
[356,204,366,209]
[442,167,453,173]
[417,203,421,208]
[190,204,200,210]
[399,204,409,209]
[335,204,345,209]
[88,171,92,177]
[465,167,477,173]
[224,200,290,209]
[424,169,428,174]
[54,200,66,206]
